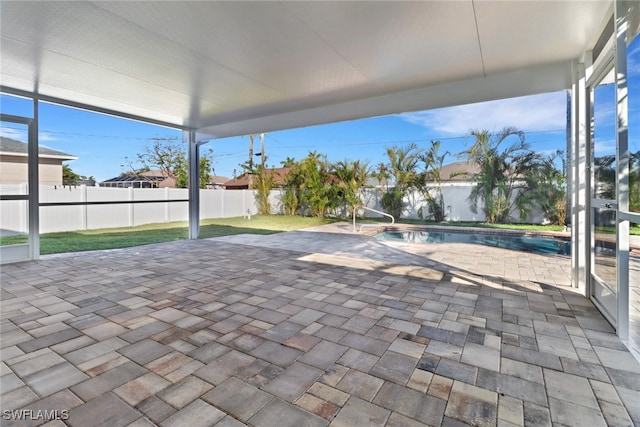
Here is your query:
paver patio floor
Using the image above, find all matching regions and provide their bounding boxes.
[1,225,639,426]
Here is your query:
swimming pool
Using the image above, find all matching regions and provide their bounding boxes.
[374,228,572,255]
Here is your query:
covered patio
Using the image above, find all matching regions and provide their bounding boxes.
[2,226,638,426]
[2,1,640,426]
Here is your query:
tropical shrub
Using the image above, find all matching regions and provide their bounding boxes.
[461,127,542,224]
[380,144,422,219]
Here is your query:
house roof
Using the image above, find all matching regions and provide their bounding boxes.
[101,170,230,187]
[209,175,230,185]
[100,174,165,184]
[224,167,292,189]
[439,162,480,181]
[0,137,77,160]
[1,1,628,139]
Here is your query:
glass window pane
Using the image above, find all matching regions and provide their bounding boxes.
[630,226,640,352]
[0,200,28,246]
[0,121,29,194]
[593,68,617,200]
[629,35,640,213]
[593,207,617,290]
[0,93,33,118]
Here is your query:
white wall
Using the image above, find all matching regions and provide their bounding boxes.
[0,184,547,235]
[351,185,544,223]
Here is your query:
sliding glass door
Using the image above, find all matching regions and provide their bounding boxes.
[589,67,619,325]
[0,114,36,264]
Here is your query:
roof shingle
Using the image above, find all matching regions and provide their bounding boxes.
[0,137,77,159]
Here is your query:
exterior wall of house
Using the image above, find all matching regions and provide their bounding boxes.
[0,155,65,186]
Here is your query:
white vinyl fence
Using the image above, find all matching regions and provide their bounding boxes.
[270,185,544,223]
[0,184,546,235]
[1,185,254,235]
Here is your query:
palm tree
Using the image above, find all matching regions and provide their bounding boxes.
[520,150,567,225]
[461,127,540,224]
[62,164,80,185]
[381,144,422,219]
[281,161,302,216]
[418,140,448,221]
[280,156,297,167]
[333,159,370,217]
[296,151,337,217]
[373,162,390,189]
[253,163,276,215]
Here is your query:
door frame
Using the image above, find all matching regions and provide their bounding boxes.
[0,113,39,264]
[583,1,633,341]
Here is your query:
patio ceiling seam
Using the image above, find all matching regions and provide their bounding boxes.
[281,2,371,83]
[471,0,487,78]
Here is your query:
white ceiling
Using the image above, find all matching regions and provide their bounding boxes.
[0,1,613,139]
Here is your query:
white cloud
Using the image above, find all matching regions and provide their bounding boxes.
[0,126,26,141]
[1,127,65,143]
[39,132,60,142]
[628,43,640,74]
[398,92,568,136]
[595,139,616,155]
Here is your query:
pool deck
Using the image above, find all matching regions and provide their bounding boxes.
[1,223,639,426]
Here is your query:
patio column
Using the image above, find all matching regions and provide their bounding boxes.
[29,98,40,259]
[614,0,631,342]
[186,129,200,239]
[571,61,588,292]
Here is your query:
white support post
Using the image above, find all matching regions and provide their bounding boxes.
[28,102,39,259]
[187,130,200,239]
[615,0,630,342]
[574,62,588,293]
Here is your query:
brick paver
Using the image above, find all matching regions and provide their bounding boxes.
[1,225,639,426]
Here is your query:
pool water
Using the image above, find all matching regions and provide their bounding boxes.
[374,229,571,255]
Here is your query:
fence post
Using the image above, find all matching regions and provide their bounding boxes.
[128,187,134,226]
[221,189,224,218]
[164,187,170,222]
[81,185,88,230]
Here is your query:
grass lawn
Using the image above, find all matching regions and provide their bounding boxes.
[0,216,341,255]
[1,215,638,255]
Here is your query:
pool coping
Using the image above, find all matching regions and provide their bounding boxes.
[365,223,640,254]
[364,223,571,238]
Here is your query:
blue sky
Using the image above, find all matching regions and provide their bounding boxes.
[0,91,570,182]
[1,36,638,183]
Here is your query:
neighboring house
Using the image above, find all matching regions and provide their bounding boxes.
[222,164,477,190]
[100,171,229,189]
[0,137,78,186]
[438,161,479,182]
[367,162,479,189]
[224,167,292,190]
[99,170,174,188]
[207,175,230,189]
